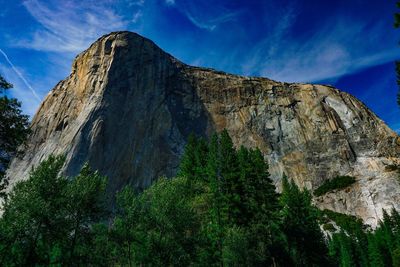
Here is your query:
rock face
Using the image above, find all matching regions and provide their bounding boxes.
[6,31,400,226]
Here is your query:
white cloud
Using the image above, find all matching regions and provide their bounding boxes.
[18,0,133,53]
[243,16,400,83]
[168,1,241,31]
[131,0,145,6]
[131,10,143,23]
[185,10,240,31]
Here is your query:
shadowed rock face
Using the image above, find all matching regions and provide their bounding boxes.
[6,31,400,226]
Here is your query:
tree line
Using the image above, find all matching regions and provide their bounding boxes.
[1,130,400,266]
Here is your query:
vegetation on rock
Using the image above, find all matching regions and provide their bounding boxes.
[314,175,356,197]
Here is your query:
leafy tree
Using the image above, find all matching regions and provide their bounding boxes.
[0,156,108,266]
[112,175,207,266]
[0,155,67,266]
[9,130,400,266]
[0,75,30,198]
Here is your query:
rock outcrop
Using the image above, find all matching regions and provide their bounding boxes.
[6,31,400,226]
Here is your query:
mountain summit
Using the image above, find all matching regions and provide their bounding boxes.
[6,31,400,226]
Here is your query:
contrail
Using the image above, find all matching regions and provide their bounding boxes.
[0,48,41,102]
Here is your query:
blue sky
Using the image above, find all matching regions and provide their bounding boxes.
[0,0,399,131]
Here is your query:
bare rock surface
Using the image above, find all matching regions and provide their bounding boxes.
[6,32,400,226]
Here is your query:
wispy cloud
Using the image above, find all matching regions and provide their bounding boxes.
[131,0,145,6]
[184,10,240,31]
[244,16,400,83]
[165,0,175,6]
[131,10,143,23]
[167,1,242,31]
[18,0,136,53]
[0,48,41,102]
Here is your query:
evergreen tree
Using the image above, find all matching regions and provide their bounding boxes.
[280,176,330,266]
[368,233,386,267]
[194,137,209,182]
[132,177,201,266]
[353,224,370,267]
[0,156,108,266]
[338,232,357,267]
[62,163,108,265]
[204,133,227,265]
[237,146,287,265]
[112,186,142,266]
[0,75,30,198]
[0,156,67,266]
[7,129,400,266]
[178,133,209,192]
[178,133,198,180]
[219,129,241,225]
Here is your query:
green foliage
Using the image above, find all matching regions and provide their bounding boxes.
[323,223,336,232]
[0,155,108,266]
[320,209,366,234]
[107,130,286,266]
[115,176,202,266]
[280,176,331,266]
[0,155,67,266]
[314,175,356,196]
[327,208,400,267]
[3,130,400,266]
[0,75,30,198]
[0,75,12,92]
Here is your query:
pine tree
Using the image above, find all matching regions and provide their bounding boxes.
[368,234,386,267]
[280,176,330,266]
[219,129,241,225]
[0,156,109,266]
[62,163,108,265]
[112,186,141,267]
[194,137,209,182]
[131,177,201,266]
[353,224,370,267]
[0,155,68,266]
[178,133,198,180]
[204,133,226,265]
[0,75,30,198]
[338,232,356,267]
[236,146,287,265]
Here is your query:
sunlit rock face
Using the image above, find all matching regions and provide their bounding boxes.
[6,31,400,226]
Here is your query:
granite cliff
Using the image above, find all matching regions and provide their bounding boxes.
[6,31,400,226]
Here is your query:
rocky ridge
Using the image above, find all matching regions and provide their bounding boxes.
[6,31,400,226]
